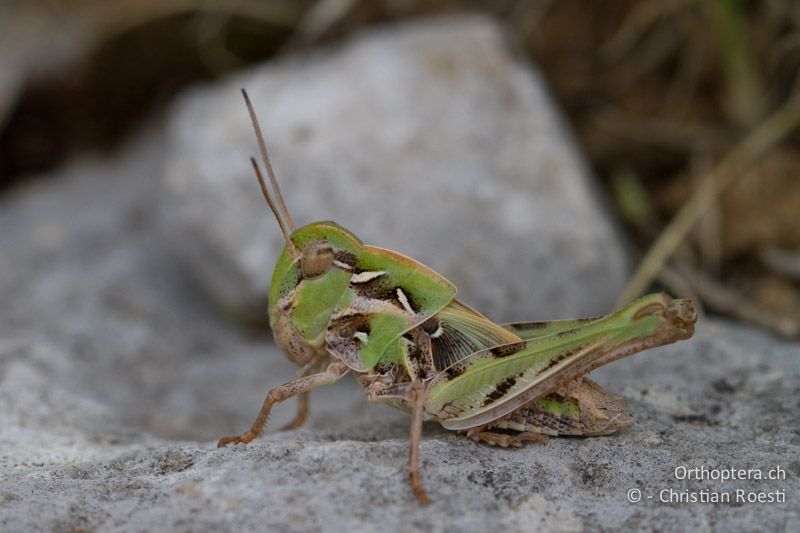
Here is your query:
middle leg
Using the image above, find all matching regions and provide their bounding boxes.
[407,380,429,505]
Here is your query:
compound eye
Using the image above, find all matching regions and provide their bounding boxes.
[300,240,334,280]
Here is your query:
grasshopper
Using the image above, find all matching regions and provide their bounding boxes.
[218,90,698,504]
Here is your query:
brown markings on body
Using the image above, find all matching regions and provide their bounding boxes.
[333,313,372,338]
[539,344,586,372]
[444,364,466,379]
[421,317,440,335]
[490,342,525,358]
[333,249,357,268]
[350,275,421,315]
[405,327,436,381]
[508,317,601,332]
[481,374,519,406]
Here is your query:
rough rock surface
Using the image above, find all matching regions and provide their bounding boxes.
[163,15,627,323]
[1,16,798,533]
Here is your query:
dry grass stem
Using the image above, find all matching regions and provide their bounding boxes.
[617,89,800,307]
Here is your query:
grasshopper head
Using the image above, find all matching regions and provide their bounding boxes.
[267,221,363,366]
[239,90,362,366]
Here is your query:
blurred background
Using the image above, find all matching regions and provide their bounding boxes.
[2,0,799,340]
[3,5,799,529]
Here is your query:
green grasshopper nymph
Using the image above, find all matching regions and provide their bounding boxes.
[218,89,698,504]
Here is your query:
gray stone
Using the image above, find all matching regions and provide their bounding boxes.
[163,15,628,323]
[2,307,798,531]
[0,124,365,443]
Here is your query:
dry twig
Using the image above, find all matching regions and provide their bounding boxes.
[617,89,800,307]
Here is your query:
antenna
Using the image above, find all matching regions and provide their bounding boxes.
[250,157,297,255]
[241,88,296,232]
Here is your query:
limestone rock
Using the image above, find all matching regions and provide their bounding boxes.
[163,15,628,323]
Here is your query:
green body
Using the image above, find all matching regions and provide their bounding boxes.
[267,221,696,433]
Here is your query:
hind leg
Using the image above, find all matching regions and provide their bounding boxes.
[464,427,548,448]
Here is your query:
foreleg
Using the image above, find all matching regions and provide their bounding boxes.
[218,360,348,447]
[279,392,310,431]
